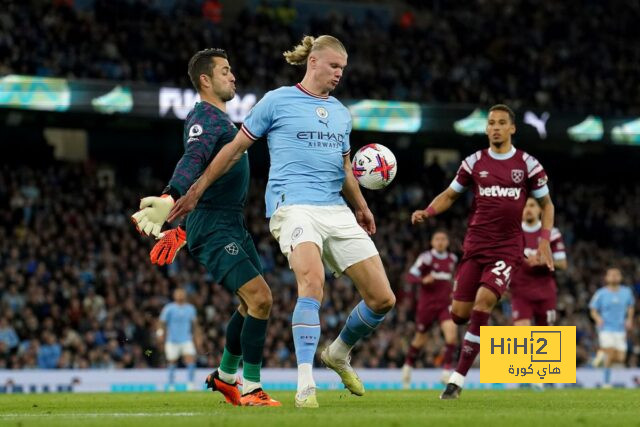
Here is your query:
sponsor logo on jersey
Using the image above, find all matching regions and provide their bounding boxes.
[511,169,524,183]
[431,271,453,281]
[296,131,345,143]
[188,124,203,137]
[478,185,522,199]
[479,170,489,178]
[537,176,548,187]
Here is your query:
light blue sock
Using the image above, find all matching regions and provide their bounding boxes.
[339,300,387,346]
[187,363,196,382]
[292,297,321,365]
[604,368,611,384]
[168,364,176,384]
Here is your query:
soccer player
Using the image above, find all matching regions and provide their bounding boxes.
[411,104,555,399]
[158,288,199,388]
[510,197,567,326]
[402,230,458,388]
[167,35,396,408]
[589,267,635,388]
[131,48,280,406]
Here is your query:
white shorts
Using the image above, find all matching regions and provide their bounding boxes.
[165,341,196,361]
[598,331,627,352]
[269,205,379,276]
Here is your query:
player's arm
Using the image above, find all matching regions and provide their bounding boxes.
[589,293,603,328]
[589,308,603,328]
[168,131,255,222]
[192,318,202,352]
[156,320,166,345]
[626,305,634,331]
[536,194,555,271]
[342,154,376,235]
[411,187,462,225]
[132,126,219,237]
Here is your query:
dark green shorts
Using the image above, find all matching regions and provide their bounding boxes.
[185,209,263,293]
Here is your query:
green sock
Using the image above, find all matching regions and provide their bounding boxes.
[241,315,268,382]
[220,310,244,374]
[220,348,242,375]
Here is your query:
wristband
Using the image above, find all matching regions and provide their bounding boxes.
[540,229,551,241]
[425,206,437,217]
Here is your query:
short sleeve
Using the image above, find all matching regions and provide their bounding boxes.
[589,291,601,311]
[241,91,276,140]
[523,153,549,199]
[342,109,352,156]
[550,228,566,260]
[160,305,169,322]
[450,162,472,193]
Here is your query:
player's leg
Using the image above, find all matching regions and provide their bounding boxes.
[288,241,324,407]
[512,294,533,326]
[402,329,428,389]
[216,303,246,386]
[602,346,615,387]
[235,273,280,406]
[440,314,458,381]
[165,342,179,387]
[323,254,395,396]
[269,206,325,407]
[182,344,197,386]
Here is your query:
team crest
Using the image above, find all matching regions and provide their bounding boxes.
[511,169,524,183]
[224,242,239,256]
[315,107,329,119]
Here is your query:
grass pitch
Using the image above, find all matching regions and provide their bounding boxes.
[0,389,637,427]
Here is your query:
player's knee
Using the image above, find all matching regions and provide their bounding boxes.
[248,286,273,317]
[368,292,395,314]
[451,312,469,325]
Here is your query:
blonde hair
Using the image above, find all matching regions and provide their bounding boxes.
[283,35,347,66]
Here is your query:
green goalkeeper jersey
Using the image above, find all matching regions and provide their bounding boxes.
[166,101,249,211]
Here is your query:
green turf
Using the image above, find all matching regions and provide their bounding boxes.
[0,390,638,427]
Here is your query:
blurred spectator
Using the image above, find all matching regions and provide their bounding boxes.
[2,0,640,113]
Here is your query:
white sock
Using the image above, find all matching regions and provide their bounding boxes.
[449,371,465,388]
[218,369,236,384]
[242,378,261,395]
[329,337,353,360]
[297,363,315,393]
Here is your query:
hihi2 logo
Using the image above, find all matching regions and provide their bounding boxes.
[480,326,576,383]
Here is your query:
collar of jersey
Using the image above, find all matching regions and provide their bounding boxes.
[522,221,542,232]
[430,249,449,260]
[295,83,329,99]
[487,146,516,160]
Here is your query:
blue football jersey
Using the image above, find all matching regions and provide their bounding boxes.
[241,84,352,217]
[160,302,197,343]
[589,286,634,332]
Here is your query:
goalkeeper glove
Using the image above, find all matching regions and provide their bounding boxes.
[150,226,186,265]
[131,194,174,238]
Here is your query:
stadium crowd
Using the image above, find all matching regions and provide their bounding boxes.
[1,162,639,371]
[2,0,640,114]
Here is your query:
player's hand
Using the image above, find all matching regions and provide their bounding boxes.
[355,207,376,235]
[411,209,429,225]
[167,186,201,222]
[131,195,174,238]
[150,226,186,265]
[525,253,541,267]
[596,318,604,328]
[625,318,633,331]
[422,274,435,285]
[536,239,554,271]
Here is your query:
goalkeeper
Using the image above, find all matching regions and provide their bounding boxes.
[131,48,279,407]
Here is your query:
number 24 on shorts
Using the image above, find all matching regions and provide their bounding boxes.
[491,260,512,286]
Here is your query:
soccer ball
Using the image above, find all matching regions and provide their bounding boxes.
[352,144,397,190]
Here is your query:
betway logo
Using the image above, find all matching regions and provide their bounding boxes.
[478,185,522,199]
